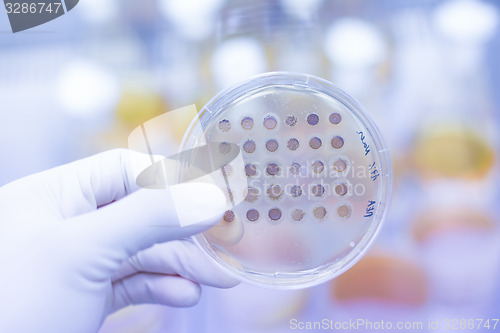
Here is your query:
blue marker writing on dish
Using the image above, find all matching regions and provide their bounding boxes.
[356,131,371,156]
[364,200,376,217]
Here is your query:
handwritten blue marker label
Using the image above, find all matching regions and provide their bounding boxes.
[369,162,379,181]
[364,200,376,217]
[356,131,371,156]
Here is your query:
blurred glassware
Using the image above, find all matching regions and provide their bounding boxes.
[114,78,167,130]
[433,0,499,46]
[330,253,428,307]
[412,208,494,244]
[78,0,120,25]
[414,126,495,179]
[418,227,500,312]
[159,0,226,41]
[56,59,120,120]
[210,37,268,90]
[279,0,322,21]
[323,17,389,97]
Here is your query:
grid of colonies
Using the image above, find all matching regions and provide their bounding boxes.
[200,86,383,274]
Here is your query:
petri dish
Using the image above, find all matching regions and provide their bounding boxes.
[179,72,392,289]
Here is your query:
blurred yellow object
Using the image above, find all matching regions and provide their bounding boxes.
[115,86,203,144]
[164,104,203,143]
[412,209,494,243]
[115,87,167,131]
[331,254,428,306]
[414,126,494,179]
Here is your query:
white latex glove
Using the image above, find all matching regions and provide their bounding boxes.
[0,149,239,333]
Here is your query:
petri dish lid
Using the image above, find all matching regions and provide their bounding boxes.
[179,72,392,289]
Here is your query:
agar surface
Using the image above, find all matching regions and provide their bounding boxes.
[215,111,362,222]
[208,100,382,228]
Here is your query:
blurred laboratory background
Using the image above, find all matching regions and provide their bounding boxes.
[1,0,500,332]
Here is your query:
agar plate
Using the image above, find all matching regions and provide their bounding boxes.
[179,72,392,288]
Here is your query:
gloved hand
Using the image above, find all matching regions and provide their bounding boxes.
[0,149,239,333]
